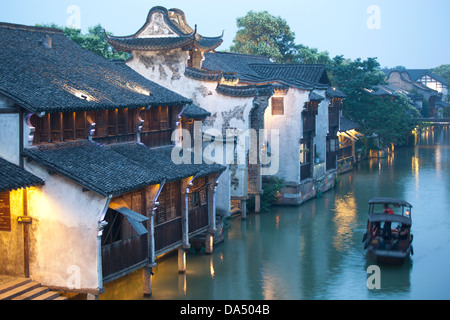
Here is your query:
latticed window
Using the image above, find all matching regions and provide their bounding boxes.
[271,97,284,115]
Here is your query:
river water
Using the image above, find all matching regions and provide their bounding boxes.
[101,126,450,300]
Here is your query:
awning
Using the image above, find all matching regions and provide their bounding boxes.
[109,201,149,236]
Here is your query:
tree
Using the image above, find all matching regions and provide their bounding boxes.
[296,44,331,65]
[328,56,418,147]
[431,64,450,103]
[230,11,299,63]
[36,23,129,60]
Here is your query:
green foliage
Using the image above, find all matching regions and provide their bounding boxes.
[230,11,331,65]
[296,44,331,65]
[328,56,418,147]
[36,23,130,60]
[421,99,429,118]
[247,176,285,212]
[230,11,298,63]
[431,64,450,103]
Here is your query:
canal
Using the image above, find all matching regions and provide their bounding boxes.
[101,126,450,300]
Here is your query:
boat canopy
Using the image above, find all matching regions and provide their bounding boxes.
[369,197,412,208]
[368,213,412,225]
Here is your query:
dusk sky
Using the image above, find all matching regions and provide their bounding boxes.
[1,0,448,69]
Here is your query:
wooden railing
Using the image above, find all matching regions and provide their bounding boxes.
[102,235,148,282]
[188,205,209,235]
[141,130,173,148]
[154,217,183,253]
[338,145,353,160]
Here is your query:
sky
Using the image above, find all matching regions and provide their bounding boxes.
[1,0,449,69]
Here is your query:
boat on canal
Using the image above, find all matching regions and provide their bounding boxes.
[362,197,414,265]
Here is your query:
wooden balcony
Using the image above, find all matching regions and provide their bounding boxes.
[188,205,209,235]
[154,217,183,254]
[102,235,148,283]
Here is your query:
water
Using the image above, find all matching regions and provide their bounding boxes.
[101,126,450,300]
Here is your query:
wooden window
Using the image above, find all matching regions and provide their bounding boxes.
[108,109,118,136]
[95,110,108,137]
[63,112,75,141]
[160,106,169,130]
[102,191,146,245]
[156,181,181,225]
[272,97,284,115]
[118,109,128,134]
[149,107,160,131]
[50,113,62,142]
[75,111,87,139]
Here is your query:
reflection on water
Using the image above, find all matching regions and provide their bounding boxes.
[101,126,450,300]
[332,192,357,252]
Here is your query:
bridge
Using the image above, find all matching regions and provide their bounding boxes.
[415,118,450,125]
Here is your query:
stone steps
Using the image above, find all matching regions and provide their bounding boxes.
[0,277,66,300]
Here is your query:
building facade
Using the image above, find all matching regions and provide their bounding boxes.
[0,23,224,298]
[107,6,345,210]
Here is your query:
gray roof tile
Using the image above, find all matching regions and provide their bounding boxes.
[0,23,191,114]
[0,157,44,192]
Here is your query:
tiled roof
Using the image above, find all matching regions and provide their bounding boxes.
[216,84,274,98]
[370,83,409,96]
[203,52,330,90]
[106,34,196,52]
[22,141,225,197]
[339,116,360,132]
[22,141,161,196]
[110,143,226,182]
[403,69,448,86]
[106,6,223,53]
[326,87,346,99]
[0,157,44,193]
[181,103,211,119]
[249,64,330,88]
[0,23,191,114]
[203,52,272,80]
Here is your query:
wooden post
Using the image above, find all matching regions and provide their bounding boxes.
[241,199,247,219]
[254,194,261,213]
[178,247,186,273]
[143,182,164,297]
[205,178,219,254]
[181,178,192,249]
[143,266,153,297]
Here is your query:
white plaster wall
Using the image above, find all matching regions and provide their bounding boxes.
[127,50,260,212]
[24,160,107,292]
[264,88,309,184]
[315,92,329,164]
[0,96,20,164]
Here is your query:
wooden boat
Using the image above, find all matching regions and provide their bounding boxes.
[362,197,413,265]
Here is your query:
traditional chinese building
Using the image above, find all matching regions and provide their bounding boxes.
[107,6,346,210]
[383,69,449,117]
[0,23,224,299]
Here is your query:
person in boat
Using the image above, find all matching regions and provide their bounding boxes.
[383,203,394,214]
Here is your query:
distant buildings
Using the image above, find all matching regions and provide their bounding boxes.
[383,69,449,118]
